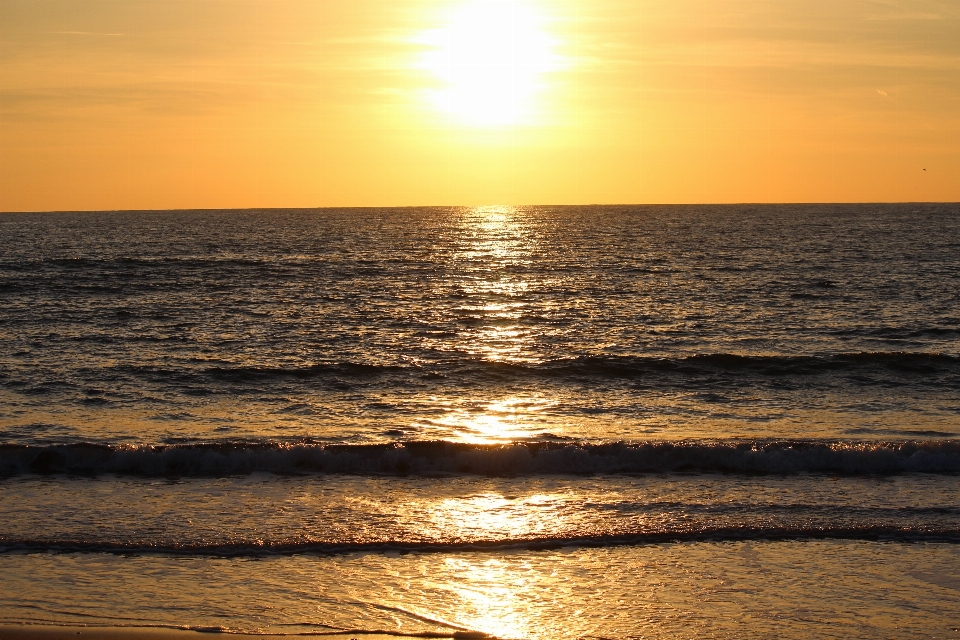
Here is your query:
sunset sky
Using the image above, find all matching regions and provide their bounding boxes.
[1,0,958,211]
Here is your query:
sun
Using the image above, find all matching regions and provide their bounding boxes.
[418,0,562,128]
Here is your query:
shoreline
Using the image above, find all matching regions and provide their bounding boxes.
[0,626,492,640]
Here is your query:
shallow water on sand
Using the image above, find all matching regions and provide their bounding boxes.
[2,473,959,552]
[2,543,959,639]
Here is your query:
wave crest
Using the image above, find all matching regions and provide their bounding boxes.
[2,439,959,478]
[3,525,959,557]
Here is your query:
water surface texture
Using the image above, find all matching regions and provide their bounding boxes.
[2,204,959,444]
[1,205,959,639]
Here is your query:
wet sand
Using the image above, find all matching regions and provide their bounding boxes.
[0,627,490,640]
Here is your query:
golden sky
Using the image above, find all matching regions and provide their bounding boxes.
[1,0,958,211]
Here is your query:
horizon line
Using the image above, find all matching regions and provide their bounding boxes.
[2,201,959,215]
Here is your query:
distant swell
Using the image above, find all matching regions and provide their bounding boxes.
[132,352,960,384]
[542,352,960,378]
[2,439,959,478]
[2,526,959,557]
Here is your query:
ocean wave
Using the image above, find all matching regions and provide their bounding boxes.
[541,352,960,378]
[108,352,960,386]
[3,525,959,557]
[2,439,959,478]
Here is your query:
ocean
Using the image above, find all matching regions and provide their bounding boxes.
[1,204,959,639]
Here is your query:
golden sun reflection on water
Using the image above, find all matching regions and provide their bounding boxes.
[438,557,534,640]
[417,206,563,444]
[423,396,557,443]
[424,492,569,539]
[408,490,574,639]
[458,206,534,360]
[390,554,535,639]
[379,486,582,638]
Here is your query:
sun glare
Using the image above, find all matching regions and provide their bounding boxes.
[419,0,562,127]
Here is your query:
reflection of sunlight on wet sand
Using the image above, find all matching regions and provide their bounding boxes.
[378,487,567,638]
[440,557,533,640]
[395,556,533,640]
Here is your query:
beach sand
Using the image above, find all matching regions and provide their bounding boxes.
[0,627,491,640]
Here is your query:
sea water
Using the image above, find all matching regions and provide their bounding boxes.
[1,204,959,638]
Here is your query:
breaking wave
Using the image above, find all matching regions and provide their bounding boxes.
[115,352,960,385]
[2,439,959,478]
[3,525,959,557]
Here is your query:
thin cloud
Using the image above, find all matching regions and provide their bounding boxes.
[865,12,943,21]
[49,31,124,37]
